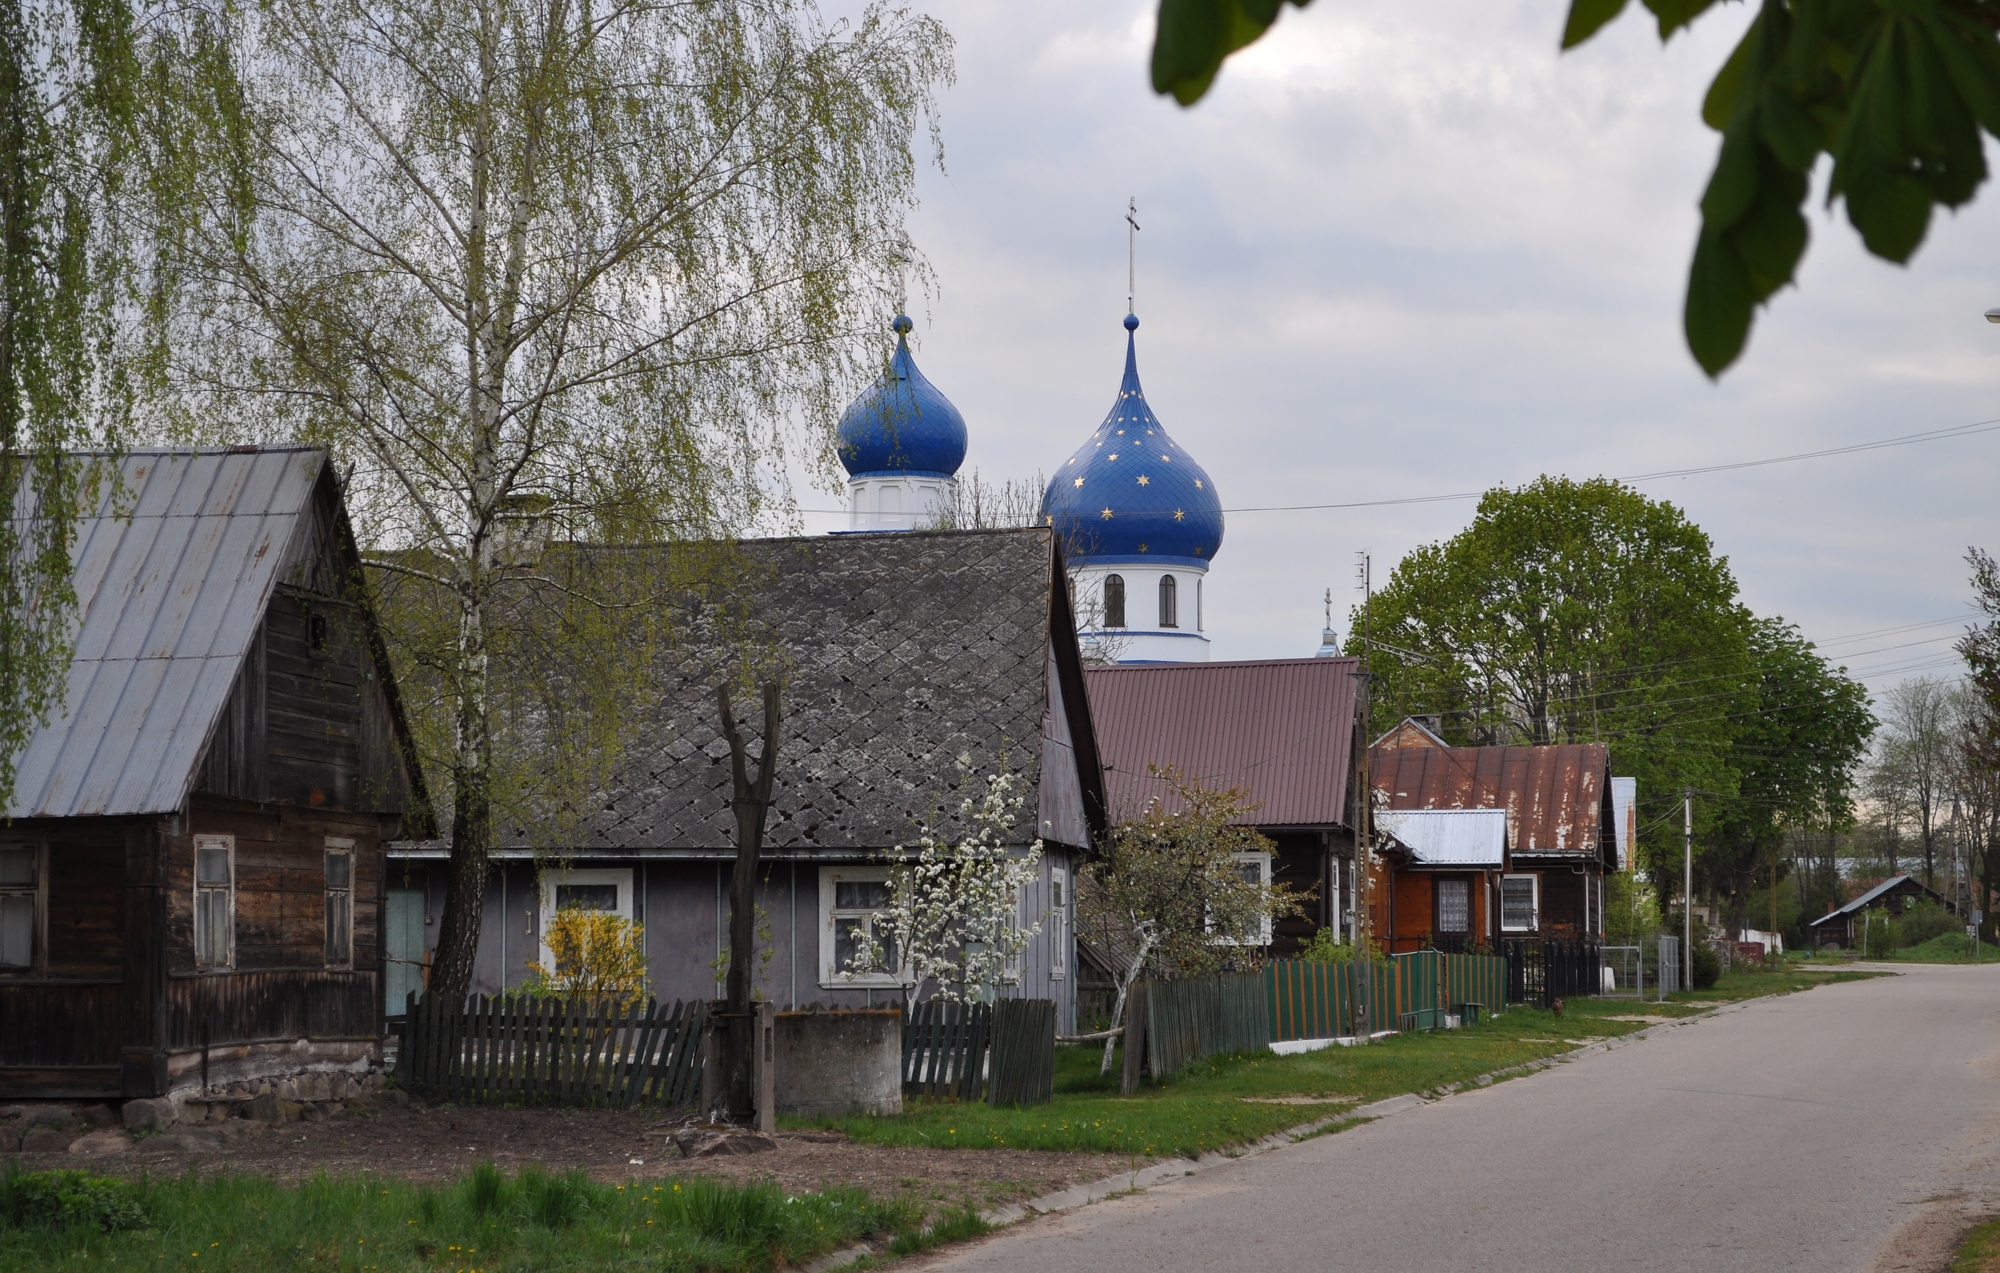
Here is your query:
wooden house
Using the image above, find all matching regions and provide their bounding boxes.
[1807,874,1948,949]
[1370,727,1619,951]
[0,448,428,1099]
[1374,808,1510,952]
[1080,656,1365,957]
[387,527,1107,1031]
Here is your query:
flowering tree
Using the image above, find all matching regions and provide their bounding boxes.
[848,763,1043,1004]
[524,906,648,1001]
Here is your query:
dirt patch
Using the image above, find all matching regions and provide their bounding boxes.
[1873,1201,1995,1273]
[4,1102,1136,1218]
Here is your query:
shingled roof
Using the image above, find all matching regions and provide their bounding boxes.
[1371,742,1615,868]
[494,528,1104,856]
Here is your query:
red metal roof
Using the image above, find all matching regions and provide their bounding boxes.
[1083,657,1360,829]
[1370,742,1614,862]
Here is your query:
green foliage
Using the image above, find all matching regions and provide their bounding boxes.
[0,1167,904,1272]
[1690,938,1721,989]
[1894,899,1957,948]
[1153,0,2000,375]
[1961,548,2000,779]
[1861,909,1898,957]
[1297,926,1380,963]
[887,1207,993,1258]
[1604,872,1659,944]
[1082,765,1308,980]
[0,1168,149,1234]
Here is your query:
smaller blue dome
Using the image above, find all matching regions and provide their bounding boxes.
[837,316,967,478]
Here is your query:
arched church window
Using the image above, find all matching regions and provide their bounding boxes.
[1103,574,1126,628]
[1159,574,1178,628]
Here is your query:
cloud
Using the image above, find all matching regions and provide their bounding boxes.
[796,0,1998,695]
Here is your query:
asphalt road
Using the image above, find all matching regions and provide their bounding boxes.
[915,964,2000,1273]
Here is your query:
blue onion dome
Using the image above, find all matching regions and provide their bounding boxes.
[1039,314,1224,567]
[836,314,968,478]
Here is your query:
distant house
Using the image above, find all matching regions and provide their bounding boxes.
[0,448,429,1099]
[1375,808,1511,952]
[1807,874,1948,949]
[1370,724,1620,950]
[388,527,1106,1030]
[1081,657,1364,956]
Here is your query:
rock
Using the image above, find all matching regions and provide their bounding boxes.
[154,1130,223,1153]
[122,1097,177,1131]
[322,1101,344,1118]
[79,1104,117,1129]
[13,1105,79,1131]
[299,1103,325,1123]
[673,1129,778,1159]
[246,1092,281,1124]
[66,1130,129,1158]
[276,1100,304,1124]
[379,1089,410,1109]
[273,1079,299,1102]
[20,1127,74,1154]
[327,1074,352,1101]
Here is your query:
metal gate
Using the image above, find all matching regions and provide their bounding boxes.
[1599,945,1642,998]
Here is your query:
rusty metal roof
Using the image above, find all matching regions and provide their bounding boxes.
[6,447,327,818]
[1083,657,1360,829]
[1371,741,1615,863]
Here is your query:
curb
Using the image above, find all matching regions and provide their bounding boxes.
[807,995,1771,1270]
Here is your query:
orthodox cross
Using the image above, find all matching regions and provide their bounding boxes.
[1126,197,1140,313]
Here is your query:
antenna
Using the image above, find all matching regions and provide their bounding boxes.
[1125,197,1140,314]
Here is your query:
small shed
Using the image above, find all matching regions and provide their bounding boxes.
[0,447,428,1099]
[1807,874,1949,949]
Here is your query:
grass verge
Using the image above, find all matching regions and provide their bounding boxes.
[797,964,1880,1159]
[1953,1216,2000,1271]
[0,1162,916,1273]
[1876,932,1996,964]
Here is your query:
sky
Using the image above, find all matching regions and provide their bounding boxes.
[785,0,1998,699]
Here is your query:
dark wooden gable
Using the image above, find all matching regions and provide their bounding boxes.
[196,467,423,819]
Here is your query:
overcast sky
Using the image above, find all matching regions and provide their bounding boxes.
[786,0,1996,698]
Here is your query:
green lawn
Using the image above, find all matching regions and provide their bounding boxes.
[798,966,1879,1159]
[0,1163,919,1273]
[1954,1216,2000,1272]
[1877,932,1995,964]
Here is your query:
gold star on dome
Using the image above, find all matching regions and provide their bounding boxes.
[1044,515,1054,525]
[1194,480,1203,489]
[1067,457,1076,465]
[1100,508,1114,519]
[1117,429,1125,436]
[1138,543,1149,553]
[1174,509,1185,522]
[1108,453,1118,461]
[1073,477,1084,488]
[1195,546,1204,556]
[1137,475,1150,486]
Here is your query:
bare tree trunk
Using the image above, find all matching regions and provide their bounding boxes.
[718,680,782,1121]
[1099,924,1155,1075]
[429,588,493,1000]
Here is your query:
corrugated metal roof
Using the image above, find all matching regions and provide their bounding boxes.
[1376,808,1507,867]
[1371,741,1614,861]
[7,447,326,818]
[1808,873,1944,925]
[1083,657,1359,828]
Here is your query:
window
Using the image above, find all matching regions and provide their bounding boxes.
[820,866,905,987]
[194,835,235,969]
[537,868,632,973]
[1500,874,1538,933]
[324,839,354,968]
[1049,866,1069,980]
[1437,878,1470,934]
[1103,574,1126,628]
[1218,851,1273,945]
[0,839,42,972]
[1159,574,1178,628]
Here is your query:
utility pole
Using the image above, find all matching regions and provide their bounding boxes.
[1353,552,1374,952]
[1683,790,1694,990]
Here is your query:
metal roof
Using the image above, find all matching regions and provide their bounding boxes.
[1083,657,1359,828]
[6,447,326,818]
[1376,808,1508,867]
[1808,874,1944,926]
[1371,741,1614,862]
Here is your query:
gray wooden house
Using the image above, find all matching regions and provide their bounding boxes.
[0,447,429,1098]
[389,527,1107,1030]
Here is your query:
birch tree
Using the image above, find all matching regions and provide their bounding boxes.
[165,0,951,996]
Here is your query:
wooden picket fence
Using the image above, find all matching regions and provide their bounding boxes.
[1140,972,1270,1079]
[398,993,707,1108]
[901,997,1056,1106]
[1265,952,1508,1044]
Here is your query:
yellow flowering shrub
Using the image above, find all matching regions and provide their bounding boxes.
[525,906,649,1000]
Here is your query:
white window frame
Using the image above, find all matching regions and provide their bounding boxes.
[0,836,46,975]
[324,838,355,969]
[537,867,633,973]
[1500,873,1539,933]
[193,834,236,970]
[1048,865,1069,980]
[1216,851,1274,946]
[820,865,907,989]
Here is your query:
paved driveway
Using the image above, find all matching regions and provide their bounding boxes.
[914,964,2000,1273]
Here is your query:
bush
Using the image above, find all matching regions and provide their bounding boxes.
[1296,928,1380,964]
[1690,940,1721,989]
[0,1169,149,1233]
[1895,900,1957,949]
[1861,910,1897,958]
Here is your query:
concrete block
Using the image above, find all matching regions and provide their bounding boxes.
[774,1009,903,1120]
[121,1097,177,1132]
